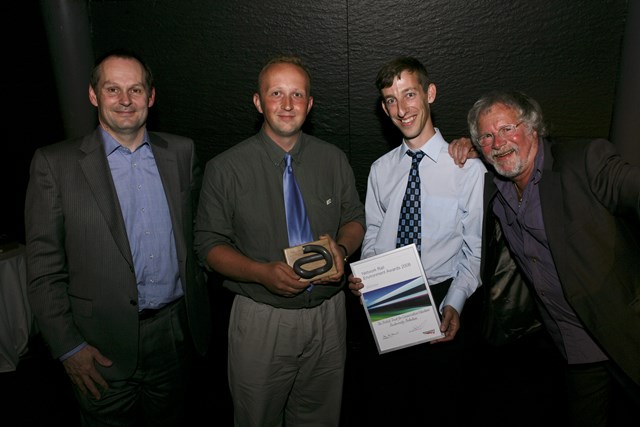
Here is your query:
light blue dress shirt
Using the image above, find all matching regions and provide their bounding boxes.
[361,128,486,314]
[103,129,183,311]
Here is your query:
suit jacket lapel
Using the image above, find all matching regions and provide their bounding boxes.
[539,140,564,258]
[78,131,134,267]
[149,134,185,255]
[481,171,499,275]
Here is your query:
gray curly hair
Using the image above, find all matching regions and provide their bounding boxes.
[467,90,547,147]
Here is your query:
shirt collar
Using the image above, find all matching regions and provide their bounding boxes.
[258,127,306,167]
[100,127,150,156]
[397,127,446,163]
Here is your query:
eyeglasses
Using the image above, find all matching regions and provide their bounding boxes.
[476,122,524,147]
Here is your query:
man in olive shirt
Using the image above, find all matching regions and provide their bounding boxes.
[194,55,365,426]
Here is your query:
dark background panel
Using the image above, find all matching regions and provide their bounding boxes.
[6,0,632,245]
[89,0,352,169]
[84,0,629,199]
[2,0,66,247]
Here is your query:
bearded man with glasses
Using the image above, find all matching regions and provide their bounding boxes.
[449,90,640,427]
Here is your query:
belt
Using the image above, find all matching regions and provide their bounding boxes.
[138,297,182,321]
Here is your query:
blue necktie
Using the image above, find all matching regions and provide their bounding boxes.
[396,150,425,254]
[283,153,313,247]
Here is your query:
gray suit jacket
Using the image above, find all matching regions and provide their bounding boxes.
[25,129,211,380]
[481,138,640,386]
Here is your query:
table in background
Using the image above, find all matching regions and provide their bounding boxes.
[0,244,33,372]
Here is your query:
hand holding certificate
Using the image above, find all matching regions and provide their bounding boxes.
[349,244,444,354]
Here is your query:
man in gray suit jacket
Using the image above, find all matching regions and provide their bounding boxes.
[450,90,639,427]
[25,49,211,426]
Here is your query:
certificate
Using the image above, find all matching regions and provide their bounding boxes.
[349,244,444,354]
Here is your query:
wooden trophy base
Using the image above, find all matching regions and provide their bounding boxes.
[283,237,337,282]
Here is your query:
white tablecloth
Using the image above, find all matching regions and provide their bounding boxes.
[0,245,32,372]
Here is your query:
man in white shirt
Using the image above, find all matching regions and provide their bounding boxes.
[348,56,486,426]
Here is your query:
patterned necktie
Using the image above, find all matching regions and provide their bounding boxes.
[396,150,425,254]
[283,153,313,247]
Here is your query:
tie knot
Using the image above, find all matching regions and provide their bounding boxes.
[407,150,424,164]
[284,153,293,173]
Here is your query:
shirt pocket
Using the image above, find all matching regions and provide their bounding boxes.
[306,191,340,236]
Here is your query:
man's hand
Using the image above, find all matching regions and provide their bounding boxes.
[258,262,312,297]
[347,274,364,300]
[431,305,460,343]
[448,137,478,167]
[63,345,113,400]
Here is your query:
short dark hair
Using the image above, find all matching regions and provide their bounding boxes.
[90,48,154,93]
[375,56,431,94]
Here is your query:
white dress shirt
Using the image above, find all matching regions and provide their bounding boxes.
[362,129,486,314]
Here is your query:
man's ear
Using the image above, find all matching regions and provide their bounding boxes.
[253,93,263,114]
[89,84,98,107]
[306,95,314,114]
[427,83,437,104]
[381,100,390,117]
[148,87,156,107]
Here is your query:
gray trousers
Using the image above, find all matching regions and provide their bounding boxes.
[74,299,191,427]
[228,292,346,427]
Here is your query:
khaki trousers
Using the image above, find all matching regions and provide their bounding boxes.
[228,292,346,427]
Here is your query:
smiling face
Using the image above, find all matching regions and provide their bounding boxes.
[477,102,539,188]
[89,56,155,144]
[253,62,313,150]
[380,70,436,149]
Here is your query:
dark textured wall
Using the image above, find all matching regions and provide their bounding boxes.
[2,1,66,245]
[4,0,630,244]
[86,0,629,198]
